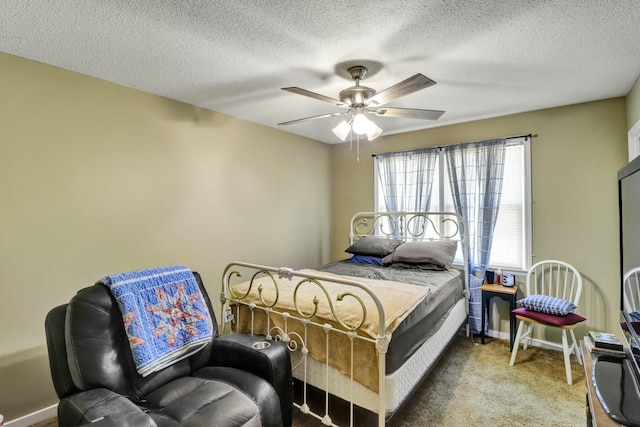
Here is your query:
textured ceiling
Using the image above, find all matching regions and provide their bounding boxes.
[2,1,640,144]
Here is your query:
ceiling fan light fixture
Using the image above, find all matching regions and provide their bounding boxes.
[352,112,371,135]
[332,120,351,141]
[278,64,443,148]
[366,121,382,141]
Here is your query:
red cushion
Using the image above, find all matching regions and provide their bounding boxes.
[621,321,640,335]
[512,307,586,326]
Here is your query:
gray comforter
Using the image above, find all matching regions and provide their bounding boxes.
[315,260,465,373]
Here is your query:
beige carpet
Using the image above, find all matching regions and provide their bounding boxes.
[386,335,585,427]
[31,335,586,427]
[292,334,586,427]
[29,420,57,427]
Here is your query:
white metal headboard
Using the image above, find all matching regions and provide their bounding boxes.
[350,211,468,245]
[350,210,470,300]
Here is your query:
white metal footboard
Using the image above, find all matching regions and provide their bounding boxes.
[221,263,389,427]
[220,211,470,427]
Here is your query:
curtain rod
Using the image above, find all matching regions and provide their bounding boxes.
[371,133,535,157]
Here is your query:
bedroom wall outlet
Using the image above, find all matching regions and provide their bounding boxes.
[224,308,235,324]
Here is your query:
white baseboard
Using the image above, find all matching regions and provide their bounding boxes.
[5,404,57,427]
[485,328,510,342]
[484,329,563,352]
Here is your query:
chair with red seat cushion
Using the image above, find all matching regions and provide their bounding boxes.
[623,266,640,313]
[509,260,585,385]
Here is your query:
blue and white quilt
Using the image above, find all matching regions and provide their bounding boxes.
[99,265,213,377]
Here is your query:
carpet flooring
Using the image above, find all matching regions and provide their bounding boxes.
[31,335,586,427]
[29,420,57,427]
[391,335,585,426]
[291,334,586,427]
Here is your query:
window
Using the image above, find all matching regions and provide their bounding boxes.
[629,118,640,161]
[375,137,531,271]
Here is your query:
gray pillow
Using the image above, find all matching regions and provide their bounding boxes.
[387,262,446,271]
[345,236,404,258]
[382,240,458,270]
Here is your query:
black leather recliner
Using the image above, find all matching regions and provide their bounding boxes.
[45,271,292,427]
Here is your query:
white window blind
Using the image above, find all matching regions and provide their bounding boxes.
[489,143,525,268]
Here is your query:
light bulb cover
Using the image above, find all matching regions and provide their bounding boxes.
[352,113,371,135]
[332,120,351,141]
[366,121,382,141]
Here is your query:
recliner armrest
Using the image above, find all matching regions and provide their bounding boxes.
[211,334,292,427]
[58,388,152,427]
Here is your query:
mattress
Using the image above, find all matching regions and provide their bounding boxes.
[230,260,465,393]
[315,260,464,373]
[292,297,468,415]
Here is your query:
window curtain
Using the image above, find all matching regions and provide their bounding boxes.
[444,139,507,334]
[375,149,438,237]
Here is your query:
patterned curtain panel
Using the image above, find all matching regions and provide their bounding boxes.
[444,139,507,334]
[375,148,438,237]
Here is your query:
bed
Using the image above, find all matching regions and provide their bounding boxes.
[220,211,470,427]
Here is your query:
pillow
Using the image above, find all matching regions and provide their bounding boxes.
[512,307,585,326]
[345,236,403,258]
[349,255,383,266]
[382,240,457,270]
[517,294,577,316]
[387,262,446,271]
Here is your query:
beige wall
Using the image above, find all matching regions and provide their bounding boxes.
[330,98,628,341]
[628,74,640,130]
[0,52,332,420]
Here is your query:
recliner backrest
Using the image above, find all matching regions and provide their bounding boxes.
[63,271,219,400]
[45,304,78,399]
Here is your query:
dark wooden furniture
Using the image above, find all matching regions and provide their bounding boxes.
[480,283,518,351]
[582,338,622,426]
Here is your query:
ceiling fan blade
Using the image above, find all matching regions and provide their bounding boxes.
[368,74,436,106]
[373,107,445,120]
[282,87,349,108]
[277,111,348,126]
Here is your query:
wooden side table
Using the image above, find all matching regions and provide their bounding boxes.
[480,283,518,351]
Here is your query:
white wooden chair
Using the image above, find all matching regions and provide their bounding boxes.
[509,260,584,385]
[623,267,640,314]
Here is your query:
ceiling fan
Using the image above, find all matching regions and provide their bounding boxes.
[277,65,445,141]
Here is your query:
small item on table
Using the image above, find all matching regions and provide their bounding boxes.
[486,270,495,284]
[502,272,515,287]
[588,330,624,352]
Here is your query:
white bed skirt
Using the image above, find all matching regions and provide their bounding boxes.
[291,297,467,416]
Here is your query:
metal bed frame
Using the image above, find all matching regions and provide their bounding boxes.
[220,211,469,427]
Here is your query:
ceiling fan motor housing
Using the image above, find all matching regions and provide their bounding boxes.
[339,65,376,106]
[339,86,376,106]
